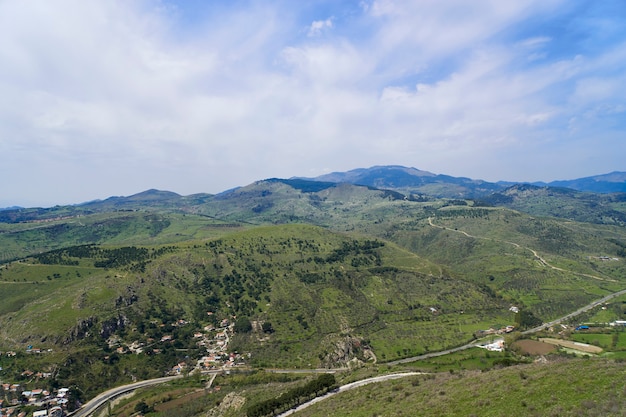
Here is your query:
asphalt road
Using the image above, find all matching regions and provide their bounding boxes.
[276,372,425,417]
[71,287,626,416]
[70,375,182,417]
[522,288,626,334]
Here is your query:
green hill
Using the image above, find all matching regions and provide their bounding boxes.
[480,184,626,226]
[2,177,626,413]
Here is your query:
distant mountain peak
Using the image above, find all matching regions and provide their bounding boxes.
[302,165,502,198]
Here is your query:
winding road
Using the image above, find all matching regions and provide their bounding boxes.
[70,218,626,416]
[427,217,616,282]
[70,284,626,417]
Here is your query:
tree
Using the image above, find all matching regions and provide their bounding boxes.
[261,322,274,334]
[135,400,154,415]
[234,317,252,333]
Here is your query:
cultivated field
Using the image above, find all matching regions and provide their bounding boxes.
[512,339,556,355]
[539,338,603,354]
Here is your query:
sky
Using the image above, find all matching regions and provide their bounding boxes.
[1,0,625,207]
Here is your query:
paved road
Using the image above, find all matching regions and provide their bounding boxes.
[276,372,425,417]
[72,281,626,416]
[522,288,626,334]
[388,288,626,366]
[70,375,182,417]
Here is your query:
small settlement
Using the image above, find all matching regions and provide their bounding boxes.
[0,313,250,417]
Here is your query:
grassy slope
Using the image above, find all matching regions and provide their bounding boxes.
[388,206,626,321]
[288,357,626,417]
[482,185,626,226]
[0,211,246,262]
[0,224,511,367]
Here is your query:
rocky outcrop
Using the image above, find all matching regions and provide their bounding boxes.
[59,313,129,344]
[320,335,375,368]
[61,317,96,345]
[99,314,129,339]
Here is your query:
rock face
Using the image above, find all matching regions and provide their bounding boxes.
[99,314,129,340]
[115,286,138,307]
[206,392,246,417]
[60,314,129,344]
[321,336,375,368]
[62,317,96,345]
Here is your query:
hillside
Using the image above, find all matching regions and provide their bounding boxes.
[282,357,626,417]
[0,223,515,396]
[1,172,626,415]
[305,165,626,195]
[542,171,626,193]
[480,184,626,226]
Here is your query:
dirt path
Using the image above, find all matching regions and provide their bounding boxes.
[427,217,616,282]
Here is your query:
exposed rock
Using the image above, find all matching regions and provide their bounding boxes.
[206,392,246,417]
[100,314,129,339]
[62,317,96,344]
[320,335,375,368]
[115,286,138,307]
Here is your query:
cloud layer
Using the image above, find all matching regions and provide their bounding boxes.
[1,0,625,206]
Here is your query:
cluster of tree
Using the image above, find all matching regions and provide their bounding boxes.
[32,244,97,265]
[515,310,543,330]
[93,246,150,268]
[246,373,337,417]
[607,238,626,257]
[33,244,175,269]
[433,208,492,219]
[325,239,384,263]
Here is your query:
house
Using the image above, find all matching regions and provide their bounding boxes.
[33,411,48,417]
[49,406,63,417]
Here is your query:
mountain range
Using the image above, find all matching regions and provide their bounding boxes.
[4,166,625,213]
[301,165,626,197]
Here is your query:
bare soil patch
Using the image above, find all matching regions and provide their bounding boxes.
[512,339,556,355]
[539,338,603,354]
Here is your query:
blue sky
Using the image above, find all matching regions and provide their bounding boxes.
[1,0,625,207]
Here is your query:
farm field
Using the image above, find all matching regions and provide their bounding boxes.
[511,339,556,355]
[539,338,603,354]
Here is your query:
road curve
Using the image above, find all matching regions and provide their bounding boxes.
[276,372,425,417]
[71,375,182,417]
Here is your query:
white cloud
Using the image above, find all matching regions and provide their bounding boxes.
[0,0,625,205]
[308,18,333,37]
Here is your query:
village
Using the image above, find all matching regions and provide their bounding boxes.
[0,374,67,417]
[0,313,249,417]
